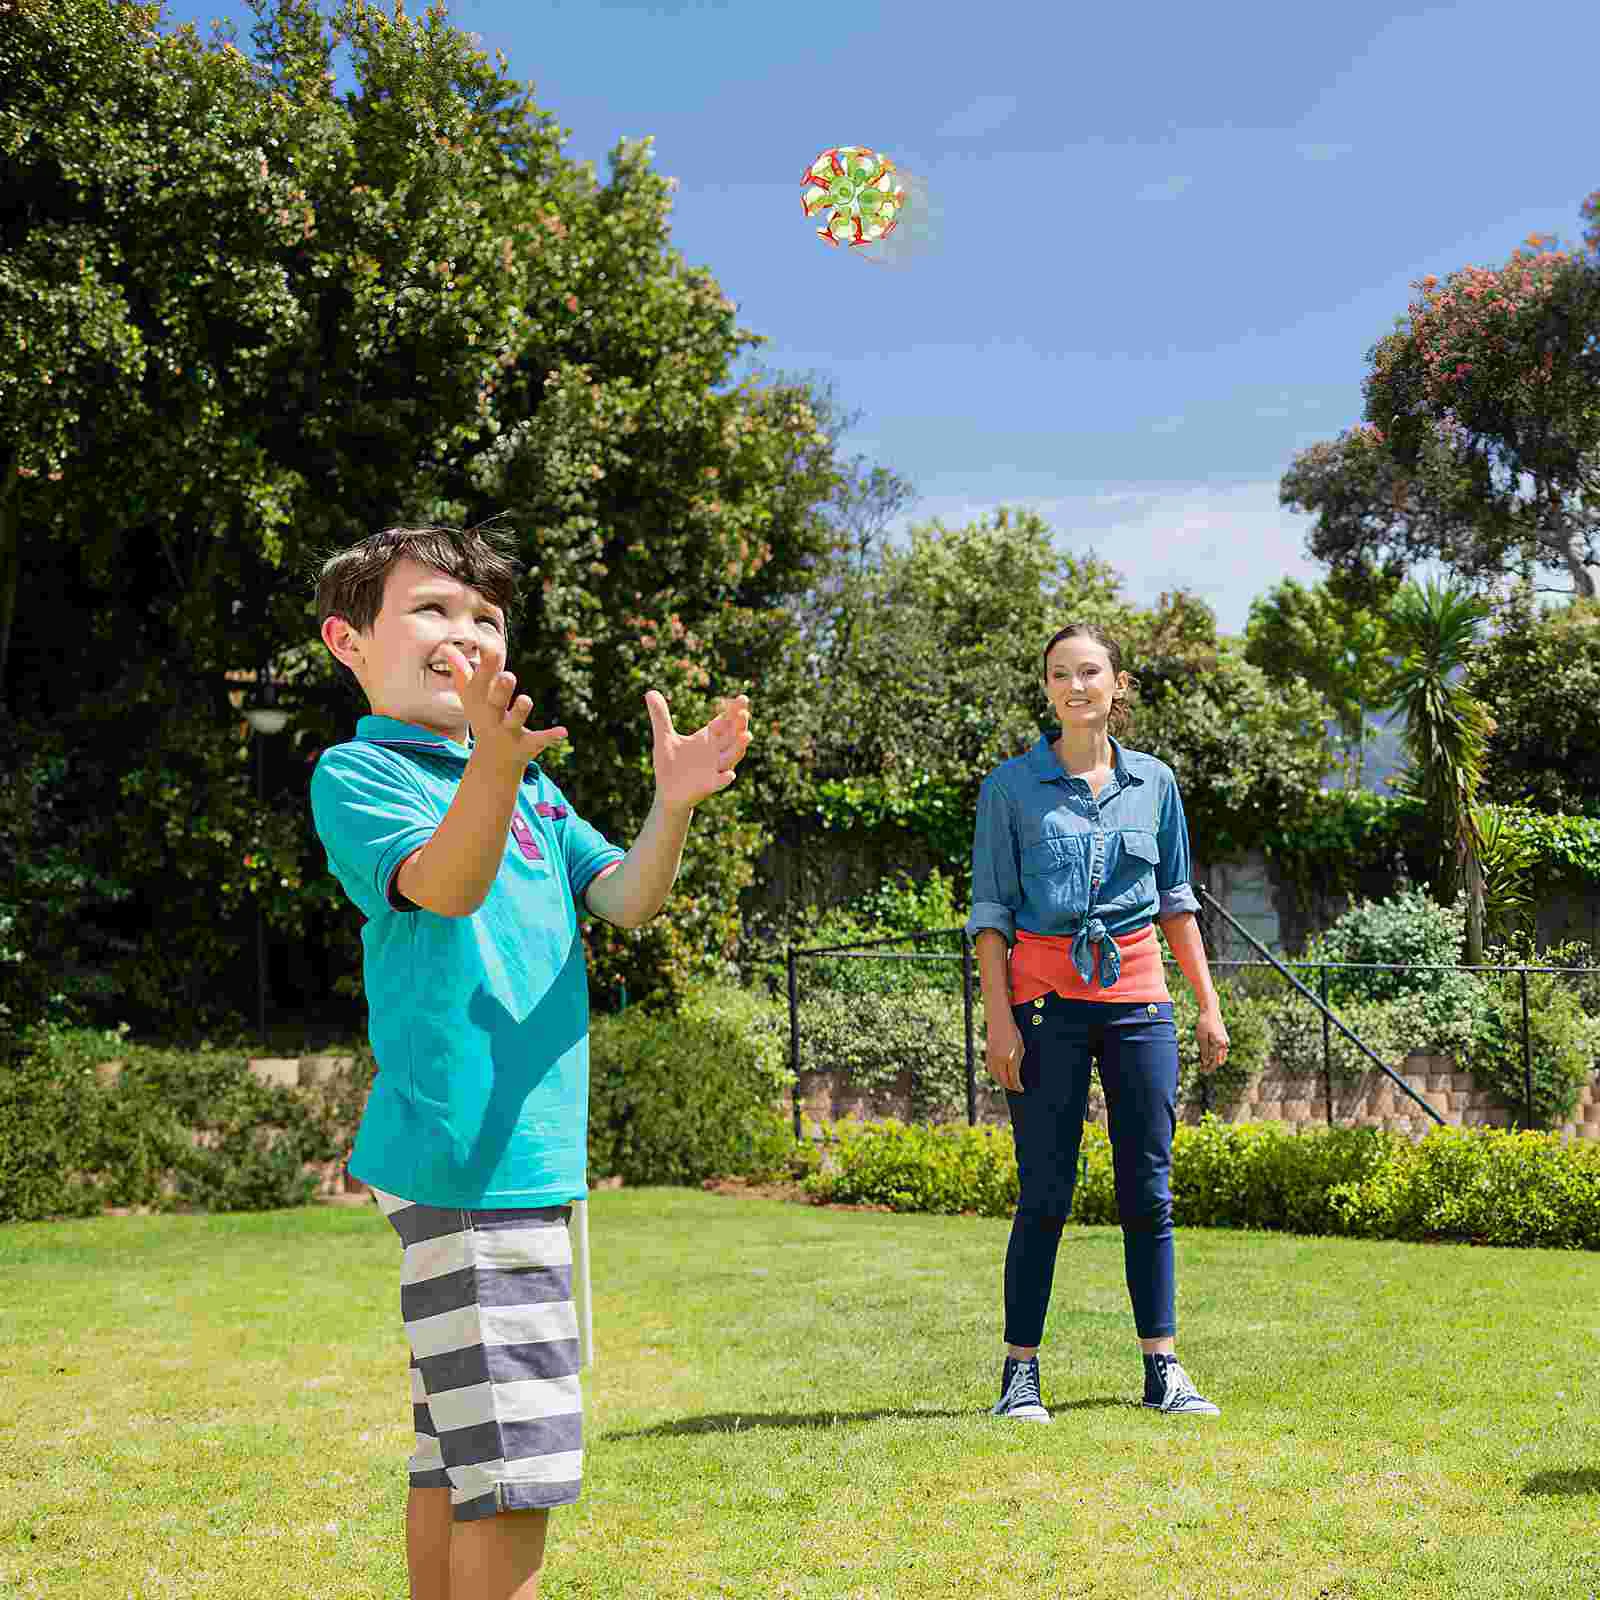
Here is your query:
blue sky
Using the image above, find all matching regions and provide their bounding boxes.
[166,0,1599,634]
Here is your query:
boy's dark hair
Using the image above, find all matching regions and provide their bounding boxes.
[315,523,525,663]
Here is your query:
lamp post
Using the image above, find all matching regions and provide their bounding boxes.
[243,669,291,1044]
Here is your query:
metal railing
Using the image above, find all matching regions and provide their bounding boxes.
[769,886,1600,1137]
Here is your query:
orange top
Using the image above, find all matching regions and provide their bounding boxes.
[1010,923,1171,1005]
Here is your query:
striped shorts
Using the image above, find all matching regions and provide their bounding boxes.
[374,1189,584,1520]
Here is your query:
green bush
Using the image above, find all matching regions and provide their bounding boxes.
[1306,886,1465,1002]
[1328,1127,1600,1248]
[587,985,795,1186]
[0,1026,352,1219]
[803,1119,1020,1216]
[803,1115,1600,1248]
[1171,1118,1399,1233]
[793,987,986,1119]
[1463,968,1598,1127]
[0,1047,105,1222]
[779,872,966,998]
[1170,977,1273,1106]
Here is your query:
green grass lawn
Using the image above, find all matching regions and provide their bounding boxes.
[2,1190,1598,1599]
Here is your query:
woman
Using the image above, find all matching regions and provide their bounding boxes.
[967,622,1228,1422]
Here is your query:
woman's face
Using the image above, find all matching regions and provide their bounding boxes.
[1042,636,1123,735]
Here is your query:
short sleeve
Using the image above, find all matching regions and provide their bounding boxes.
[965,774,1021,944]
[1155,769,1201,919]
[310,746,438,920]
[539,776,625,901]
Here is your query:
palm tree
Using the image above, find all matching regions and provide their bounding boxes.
[1384,579,1495,966]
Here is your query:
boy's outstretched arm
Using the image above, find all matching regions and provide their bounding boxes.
[585,692,752,930]
[397,642,569,917]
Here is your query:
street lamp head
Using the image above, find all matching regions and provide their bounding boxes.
[243,706,290,735]
[243,668,292,735]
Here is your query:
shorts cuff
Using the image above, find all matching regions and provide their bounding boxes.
[452,1480,582,1522]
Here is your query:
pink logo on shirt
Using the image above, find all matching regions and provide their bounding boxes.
[535,802,568,820]
[509,815,544,862]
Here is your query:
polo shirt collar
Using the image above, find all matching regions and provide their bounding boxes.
[356,713,472,762]
[1028,732,1143,789]
[356,714,548,783]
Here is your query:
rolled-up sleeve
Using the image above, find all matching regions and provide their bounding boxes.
[1154,770,1201,919]
[965,775,1021,944]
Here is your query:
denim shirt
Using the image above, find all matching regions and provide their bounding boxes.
[965,735,1201,988]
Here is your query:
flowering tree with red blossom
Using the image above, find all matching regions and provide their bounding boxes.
[1365,235,1600,599]
[1284,214,1600,602]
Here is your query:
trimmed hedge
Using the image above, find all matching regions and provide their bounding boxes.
[0,1028,353,1222]
[587,985,795,1186]
[804,1116,1600,1249]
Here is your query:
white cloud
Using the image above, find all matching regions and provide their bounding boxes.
[1296,142,1354,162]
[893,480,1324,634]
[937,94,1019,140]
[1135,174,1193,202]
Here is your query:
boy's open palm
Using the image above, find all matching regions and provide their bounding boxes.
[647,690,752,810]
[442,643,569,768]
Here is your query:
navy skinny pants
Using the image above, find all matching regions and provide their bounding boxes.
[1004,994,1179,1345]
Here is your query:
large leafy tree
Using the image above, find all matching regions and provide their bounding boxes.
[1465,590,1600,817]
[1121,593,1333,861]
[1368,238,1600,600]
[1243,567,1402,786]
[1,0,844,1025]
[1282,218,1600,601]
[769,511,1333,872]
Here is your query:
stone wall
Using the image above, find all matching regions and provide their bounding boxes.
[791,1054,1600,1142]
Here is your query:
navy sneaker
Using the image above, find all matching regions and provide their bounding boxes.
[1142,1353,1220,1417]
[991,1356,1051,1423]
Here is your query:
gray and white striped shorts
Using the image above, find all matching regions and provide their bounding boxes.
[374,1189,584,1520]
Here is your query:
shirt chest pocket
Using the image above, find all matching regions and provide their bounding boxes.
[1119,828,1160,868]
[1017,838,1094,915]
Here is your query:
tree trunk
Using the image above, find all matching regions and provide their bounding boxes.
[0,481,18,710]
[1459,825,1485,967]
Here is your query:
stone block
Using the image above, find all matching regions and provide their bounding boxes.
[1280,1099,1314,1123]
[1255,1078,1287,1103]
[299,1054,354,1088]
[95,1059,125,1086]
[1427,1073,1454,1093]
[248,1057,299,1089]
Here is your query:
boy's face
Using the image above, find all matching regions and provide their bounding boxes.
[321,557,508,739]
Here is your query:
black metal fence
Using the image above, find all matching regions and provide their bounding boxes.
[774,886,1600,1138]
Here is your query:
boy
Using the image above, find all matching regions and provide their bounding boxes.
[310,524,751,1600]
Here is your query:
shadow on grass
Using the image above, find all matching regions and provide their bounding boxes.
[1521,1468,1600,1497]
[606,1398,1129,1440]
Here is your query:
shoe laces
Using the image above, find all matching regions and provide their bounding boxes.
[1161,1359,1197,1400]
[1007,1359,1043,1409]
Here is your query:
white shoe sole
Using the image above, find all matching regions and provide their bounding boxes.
[992,1406,1052,1423]
[1142,1399,1220,1417]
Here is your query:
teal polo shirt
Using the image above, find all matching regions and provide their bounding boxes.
[309,715,624,1208]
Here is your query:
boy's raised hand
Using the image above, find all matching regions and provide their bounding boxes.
[442,642,569,770]
[645,690,752,811]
